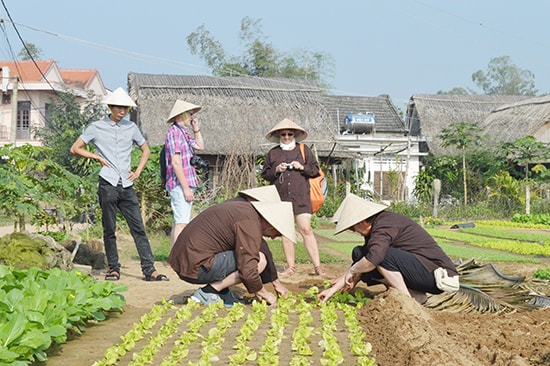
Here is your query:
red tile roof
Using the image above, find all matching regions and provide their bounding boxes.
[0,59,98,88]
[0,59,55,82]
[60,69,98,89]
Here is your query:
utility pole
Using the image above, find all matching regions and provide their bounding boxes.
[10,76,18,144]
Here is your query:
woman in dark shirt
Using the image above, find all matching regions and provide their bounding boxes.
[318,193,459,304]
[261,118,326,276]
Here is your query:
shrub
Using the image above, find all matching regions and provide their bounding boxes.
[533,268,550,280]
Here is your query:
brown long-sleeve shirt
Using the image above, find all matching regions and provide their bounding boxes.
[261,143,320,215]
[363,211,458,276]
[167,200,265,293]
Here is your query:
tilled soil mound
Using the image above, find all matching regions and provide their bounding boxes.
[358,289,550,366]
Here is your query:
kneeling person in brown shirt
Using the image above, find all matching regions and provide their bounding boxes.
[318,193,459,304]
[168,199,295,306]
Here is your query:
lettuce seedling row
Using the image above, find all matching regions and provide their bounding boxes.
[92,291,376,365]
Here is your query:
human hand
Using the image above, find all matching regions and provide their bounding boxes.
[183,188,194,202]
[317,286,339,303]
[317,275,346,303]
[271,279,289,298]
[277,162,288,173]
[289,161,304,171]
[256,287,277,306]
[127,170,140,181]
[342,269,360,292]
[190,117,200,130]
[97,156,110,168]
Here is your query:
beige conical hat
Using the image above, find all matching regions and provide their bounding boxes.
[238,186,281,202]
[265,118,308,143]
[330,194,350,223]
[167,100,202,122]
[251,201,296,243]
[102,87,137,107]
[334,193,388,235]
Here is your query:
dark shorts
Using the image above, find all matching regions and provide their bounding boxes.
[178,251,237,284]
[352,246,441,294]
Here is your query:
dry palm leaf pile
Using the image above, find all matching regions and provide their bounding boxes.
[425,258,550,314]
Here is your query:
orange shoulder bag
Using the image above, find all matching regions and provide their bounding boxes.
[299,143,326,214]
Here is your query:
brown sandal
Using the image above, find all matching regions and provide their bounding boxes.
[280,265,297,276]
[105,269,120,281]
[314,266,326,276]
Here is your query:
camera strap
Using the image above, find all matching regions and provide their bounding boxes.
[173,123,196,157]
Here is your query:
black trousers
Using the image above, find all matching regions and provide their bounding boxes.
[98,177,156,276]
[352,246,441,294]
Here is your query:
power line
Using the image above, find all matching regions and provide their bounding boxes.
[1,18,333,93]
[0,0,54,121]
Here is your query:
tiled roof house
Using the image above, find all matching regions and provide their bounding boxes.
[0,59,107,145]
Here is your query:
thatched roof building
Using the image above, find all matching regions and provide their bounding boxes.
[480,96,550,145]
[127,73,336,158]
[127,73,421,199]
[405,94,531,155]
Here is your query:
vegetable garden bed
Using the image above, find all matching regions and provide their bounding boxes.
[92,292,375,366]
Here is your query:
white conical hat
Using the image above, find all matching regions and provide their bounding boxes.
[333,193,388,235]
[265,118,308,143]
[330,194,350,223]
[238,186,281,202]
[102,87,137,107]
[251,201,296,243]
[167,100,202,122]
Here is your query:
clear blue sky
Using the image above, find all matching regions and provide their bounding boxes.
[1,0,549,109]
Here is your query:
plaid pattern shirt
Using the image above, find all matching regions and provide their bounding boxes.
[164,124,199,192]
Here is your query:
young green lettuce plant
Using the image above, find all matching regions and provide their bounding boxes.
[0,265,126,365]
[92,300,173,366]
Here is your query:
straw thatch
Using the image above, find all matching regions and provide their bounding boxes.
[406,94,531,155]
[127,73,336,157]
[480,95,550,145]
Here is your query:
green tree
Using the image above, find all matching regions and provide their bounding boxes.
[414,155,461,204]
[472,56,537,95]
[501,136,550,214]
[18,42,43,60]
[34,90,104,176]
[0,144,96,231]
[187,17,334,91]
[487,170,522,212]
[130,145,173,231]
[439,122,484,207]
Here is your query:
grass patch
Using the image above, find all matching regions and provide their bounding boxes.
[427,228,550,256]
[324,242,357,257]
[267,239,346,264]
[437,239,539,263]
[473,220,550,229]
[152,237,172,261]
[459,227,550,245]
[314,228,362,242]
[322,238,540,264]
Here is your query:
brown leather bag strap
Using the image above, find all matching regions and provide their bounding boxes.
[299,143,306,162]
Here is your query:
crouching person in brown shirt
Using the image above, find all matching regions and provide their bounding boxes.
[318,193,459,304]
[168,199,295,306]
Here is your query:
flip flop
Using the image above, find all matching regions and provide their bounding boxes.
[143,273,169,282]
